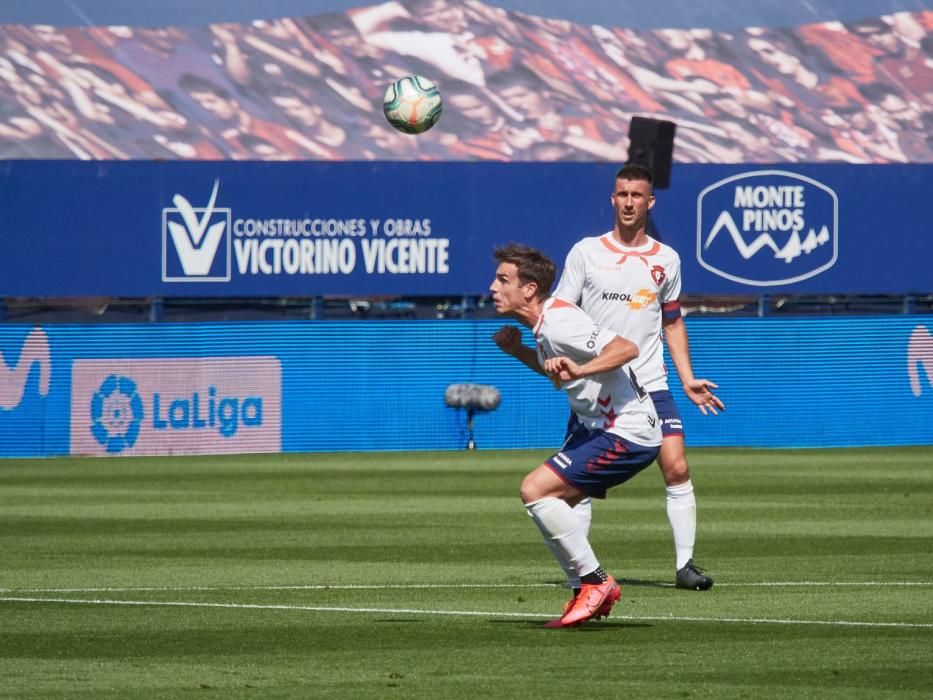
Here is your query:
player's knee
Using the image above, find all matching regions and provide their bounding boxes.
[519,474,540,504]
[520,468,552,503]
[660,456,690,486]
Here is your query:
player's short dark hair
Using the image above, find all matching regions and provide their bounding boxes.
[493,243,556,300]
[615,162,653,186]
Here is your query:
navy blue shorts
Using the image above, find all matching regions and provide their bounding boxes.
[649,390,684,438]
[563,389,684,443]
[545,428,660,499]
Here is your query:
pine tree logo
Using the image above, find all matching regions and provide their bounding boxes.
[697,170,837,287]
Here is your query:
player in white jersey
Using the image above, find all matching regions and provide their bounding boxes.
[555,163,724,591]
[491,243,661,627]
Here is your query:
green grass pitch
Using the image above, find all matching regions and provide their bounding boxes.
[1,446,931,698]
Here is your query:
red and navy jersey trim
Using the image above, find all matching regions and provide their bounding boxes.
[661,300,681,321]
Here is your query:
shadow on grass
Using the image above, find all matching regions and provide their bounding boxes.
[545,577,673,589]
[618,578,675,589]
[490,620,653,630]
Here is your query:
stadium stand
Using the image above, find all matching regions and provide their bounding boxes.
[0,0,929,321]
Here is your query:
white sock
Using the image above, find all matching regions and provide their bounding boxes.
[666,479,696,570]
[574,497,593,538]
[526,498,599,580]
[537,497,593,588]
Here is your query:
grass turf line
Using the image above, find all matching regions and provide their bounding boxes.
[1,446,931,698]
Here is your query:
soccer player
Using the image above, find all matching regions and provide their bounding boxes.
[557,162,723,590]
[501,164,722,591]
[491,243,661,627]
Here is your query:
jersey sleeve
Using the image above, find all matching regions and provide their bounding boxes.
[546,300,617,359]
[659,248,683,322]
[659,248,682,303]
[553,244,586,304]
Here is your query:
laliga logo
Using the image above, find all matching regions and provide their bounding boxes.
[162,179,231,282]
[90,375,144,453]
[1,328,51,410]
[697,170,838,286]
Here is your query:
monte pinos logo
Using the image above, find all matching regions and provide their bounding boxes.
[697,170,838,287]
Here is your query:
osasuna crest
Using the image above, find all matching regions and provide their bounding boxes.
[697,170,838,286]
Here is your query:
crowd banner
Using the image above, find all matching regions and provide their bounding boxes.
[1,317,931,457]
[0,161,929,297]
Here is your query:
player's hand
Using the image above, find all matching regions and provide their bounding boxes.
[492,325,524,355]
[543,356,583,382]
[684,378,725,415]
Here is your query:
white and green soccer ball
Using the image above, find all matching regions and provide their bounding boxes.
[382,75,443,134]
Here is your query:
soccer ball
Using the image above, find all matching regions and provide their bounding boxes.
[383,75,443,134]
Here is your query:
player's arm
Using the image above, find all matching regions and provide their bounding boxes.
[545,336,638,382]
[552,244,585,305]
[492,325,546,376]
[662,315,725,415]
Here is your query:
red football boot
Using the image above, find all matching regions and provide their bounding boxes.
[544,578,621,628]
[559,577,620,627]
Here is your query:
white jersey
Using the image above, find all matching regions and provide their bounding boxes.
[534,297,661,447]
[554,233,682,393]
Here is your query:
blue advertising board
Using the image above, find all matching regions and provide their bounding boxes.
[1,316,931,458]
[0,161,929,297]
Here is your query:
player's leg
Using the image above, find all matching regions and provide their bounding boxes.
[542,413,594,591]
[573,498,592,537]
[535,498,591,591]
[562,416,594,542]
[521,464,597,574]
[521,464,618,626]
[658,434,695,569]
[524,433,658,626]
[651,390,713,590]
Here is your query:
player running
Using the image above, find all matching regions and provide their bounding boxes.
[491,243,661,627]
[501,163,722,592]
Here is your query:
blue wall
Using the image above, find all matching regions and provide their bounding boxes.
[2,161,930,297]
[1,316,931,457]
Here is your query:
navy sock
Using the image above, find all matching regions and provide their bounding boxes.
[580,567,608,584]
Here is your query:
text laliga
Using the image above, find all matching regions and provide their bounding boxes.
[152,387,263,437]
